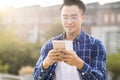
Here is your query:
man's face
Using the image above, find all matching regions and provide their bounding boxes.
[61,5,85,34]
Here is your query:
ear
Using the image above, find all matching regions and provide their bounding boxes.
[81,15,86,22]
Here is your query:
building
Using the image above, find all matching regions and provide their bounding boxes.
[0,1,120,53]
[86,2,120,53]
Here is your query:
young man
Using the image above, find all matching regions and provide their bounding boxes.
[33,0,106,80]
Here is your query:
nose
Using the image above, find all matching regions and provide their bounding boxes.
[66,19,72,24]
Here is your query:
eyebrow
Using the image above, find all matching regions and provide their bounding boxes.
[63,14,78,17]
[71,14,78,16]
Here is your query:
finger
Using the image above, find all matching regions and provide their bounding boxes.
[48,49,55,54]
[55,49,66,53]
[59,49,69,55]
[49,50,61,55]
[49,53,64,59]
[64,50,75,55]
[63,55,74,61]
[52,56,63,62]
[54,53,65,61]
[49,49,60,53]
[46,56,58,64]
[64,60,72,65]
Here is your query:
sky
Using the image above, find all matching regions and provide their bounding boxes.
[0,0,120,10]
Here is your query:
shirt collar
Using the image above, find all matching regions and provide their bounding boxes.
[76,29,85,40]
[60,29,85,43]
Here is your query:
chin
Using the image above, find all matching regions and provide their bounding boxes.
[67,30,75,34]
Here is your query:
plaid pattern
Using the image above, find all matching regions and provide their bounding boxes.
[33,30,106,80]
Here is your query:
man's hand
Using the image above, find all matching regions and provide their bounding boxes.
[62,50,84,70]
[43,49,84,70]
[42,49,64,70]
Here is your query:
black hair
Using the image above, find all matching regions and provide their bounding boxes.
[60,0,86,14]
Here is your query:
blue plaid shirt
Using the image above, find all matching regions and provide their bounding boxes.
[33,30,106,80]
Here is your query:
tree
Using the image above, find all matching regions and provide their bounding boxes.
[0,60,9,73]
[107,50,120,80]
[0,28,39,74]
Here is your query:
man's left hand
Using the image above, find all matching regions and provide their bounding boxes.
[60,49,84,70]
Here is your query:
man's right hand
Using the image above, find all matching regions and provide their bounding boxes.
[42,49,64,70]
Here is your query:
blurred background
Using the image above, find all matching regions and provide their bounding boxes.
[0,0,120,80]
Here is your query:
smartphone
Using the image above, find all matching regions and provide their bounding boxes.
[52,40,66,49]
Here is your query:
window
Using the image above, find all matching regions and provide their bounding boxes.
[111,13,115,23]
[104,13,109,23]
[106,31,120,53]
[117,14,120,23]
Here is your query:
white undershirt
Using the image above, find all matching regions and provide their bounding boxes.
[53,40,81,80]
[54,61,81,80]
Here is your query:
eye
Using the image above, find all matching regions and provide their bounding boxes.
[72,17,77,20]
[63,17,68,20]
[71,16,78,20]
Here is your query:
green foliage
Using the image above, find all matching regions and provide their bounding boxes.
[107,53,120,73]
[107,50,120,79]
[0,20,64,74]
[0,60,9,73]
[0,28,39,74]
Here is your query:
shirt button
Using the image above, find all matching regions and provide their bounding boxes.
[50,73,52,76]
[82,72,85,75]
[38,76,41,79]
[41,70,43,72]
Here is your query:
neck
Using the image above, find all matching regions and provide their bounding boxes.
[65,30,81,40]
